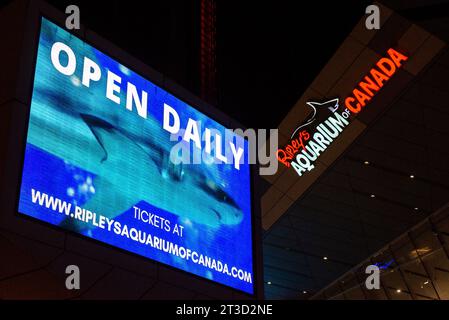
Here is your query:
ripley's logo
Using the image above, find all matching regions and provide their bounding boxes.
[276,48,409,177]
[276,98,342,169]
[290,98,340,139]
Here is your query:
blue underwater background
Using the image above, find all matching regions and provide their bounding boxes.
[18,17,253,294]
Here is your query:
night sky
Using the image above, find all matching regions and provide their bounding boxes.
[40,1,370,128]
[216,1,370,129]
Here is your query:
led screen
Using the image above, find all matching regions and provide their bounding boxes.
[18,17,253,294]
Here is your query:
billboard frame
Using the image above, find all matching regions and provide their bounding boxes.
[0,0,263,299]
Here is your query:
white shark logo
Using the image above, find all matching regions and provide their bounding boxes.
[290,98,339,138]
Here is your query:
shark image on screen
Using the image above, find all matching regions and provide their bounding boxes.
[18,17,254,294]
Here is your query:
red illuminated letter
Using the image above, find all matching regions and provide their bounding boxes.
[353,88,371,107]
[370,68,389,87]
[376,57,396,77]
[345,97,361,113]
[388,48,408,67]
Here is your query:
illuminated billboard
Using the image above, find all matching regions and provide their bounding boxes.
[276,48,408,177]
[18,17,253,294]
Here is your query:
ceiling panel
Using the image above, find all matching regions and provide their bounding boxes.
[263,41,449,299]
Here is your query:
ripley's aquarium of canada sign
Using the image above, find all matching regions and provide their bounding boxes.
[276,48,408,177]
[18,17,254,294]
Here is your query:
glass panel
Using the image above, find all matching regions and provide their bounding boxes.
[402,266,438,299]
[433,267,449,299]
[410,222,441,257]
[390,237,416,266]
[415,294,433,300]
[421,249,449,299]
[371,249,396,272]
[381,268,408,294]
[344,286,366,300]
[364,286,389,300]
[385,287,412,300]
[400,258,427,277]
[311,206,449,300]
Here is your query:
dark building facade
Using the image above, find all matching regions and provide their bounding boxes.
[0,0,263,299]
[261,1,449,299]
[1,0,449,301]
[313,203,449,300]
